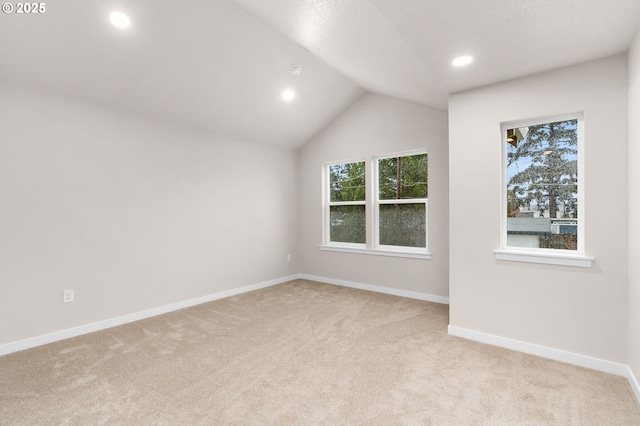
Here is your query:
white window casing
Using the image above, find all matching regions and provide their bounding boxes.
[495,112,593,268]
[322,150,431,260]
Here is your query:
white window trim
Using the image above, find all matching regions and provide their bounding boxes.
[374,150,429,253]
[321,150,431,259]
[319,245,431,259]
[323,159,367,250]
[494,248,593,268]
[495,112,593,268]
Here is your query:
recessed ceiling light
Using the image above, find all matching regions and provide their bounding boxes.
[282,89,296,102]
[452,55,473,67]
[110,11,131,29]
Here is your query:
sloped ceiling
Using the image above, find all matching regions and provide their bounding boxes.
[1,0,639,147]
[0,0,363,148]
[233,0,640,110]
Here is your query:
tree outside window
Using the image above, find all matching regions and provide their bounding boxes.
[324,151,429,253]
[328,161,366,244]
[506,119,578,250]
[378,154,428,248]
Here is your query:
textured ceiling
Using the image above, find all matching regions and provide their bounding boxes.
[1,0,639,147]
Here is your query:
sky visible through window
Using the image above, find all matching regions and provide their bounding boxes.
[506,119,578,250]
[506,120,578,217]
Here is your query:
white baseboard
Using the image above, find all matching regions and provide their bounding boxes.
[299,273,449,305]
[629,366,640,403]
[0,273,445,356]
[448,325,640,405]
[448,325,629,376]
[4,274,636,405]
[0,274,299,357]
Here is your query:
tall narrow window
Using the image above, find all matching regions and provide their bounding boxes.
[503,115,583,254]
[327,161,366,245]
[377,153,428,249]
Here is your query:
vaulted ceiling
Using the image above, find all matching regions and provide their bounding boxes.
[1,0,638,148]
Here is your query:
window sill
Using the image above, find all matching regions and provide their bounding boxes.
[320,245,431,260]
[494,249,593,268]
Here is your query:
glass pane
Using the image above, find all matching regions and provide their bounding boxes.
[329,162,366,202]
[379,154,428,200]
[379,204,426,248]
[330,205,366,244]
[506,119,578,250]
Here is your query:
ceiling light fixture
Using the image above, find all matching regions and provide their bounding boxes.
[452,55,473,67]
[282,89,296,102]
[110,11,131,28]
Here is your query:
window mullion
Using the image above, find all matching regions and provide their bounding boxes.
[369,157,380,249]
[368,158,376,249]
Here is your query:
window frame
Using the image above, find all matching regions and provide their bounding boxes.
[321,149,431,260]
[323,158,367,249]
[374,150,429,254]
[494,112,593,268]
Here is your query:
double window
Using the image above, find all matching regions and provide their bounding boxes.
[324,151,429,258]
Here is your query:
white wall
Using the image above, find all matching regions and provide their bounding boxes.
[628,29,640,388]
[0,85,298,346]
[449,55,629,363]
[298,93,449,298]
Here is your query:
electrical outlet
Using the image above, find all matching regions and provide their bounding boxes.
[63,289,74,303]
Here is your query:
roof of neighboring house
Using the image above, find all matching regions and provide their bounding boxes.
[507,217,551,234]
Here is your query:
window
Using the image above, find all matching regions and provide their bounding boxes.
[327,161,366,245]
[377,154,428,248]
[495,113,592,267]
[323,151,429,259]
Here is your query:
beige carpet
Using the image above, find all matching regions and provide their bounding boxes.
[1,279,639,425]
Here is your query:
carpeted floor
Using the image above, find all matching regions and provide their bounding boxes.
[1,279,639,425]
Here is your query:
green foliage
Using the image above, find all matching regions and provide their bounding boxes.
[328,155,428,247]
[379,204,426,247]
[330,162,366,202]
[379,154,428,200]
[506,189,519,217]
[539,234,577,250]
[507,120,578,218]
[329,161,366,244]
[330,206,366,243]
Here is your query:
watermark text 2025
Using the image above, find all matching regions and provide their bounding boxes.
[2,3,46,13]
